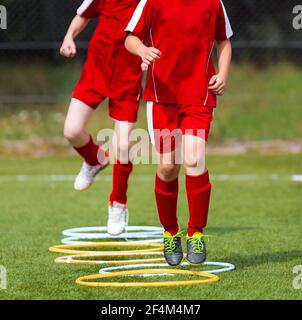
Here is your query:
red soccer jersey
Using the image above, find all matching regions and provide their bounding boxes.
[126,0,233,106]
[77,0,142,100]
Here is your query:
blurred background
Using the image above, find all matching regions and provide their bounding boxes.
[0,0,301,156]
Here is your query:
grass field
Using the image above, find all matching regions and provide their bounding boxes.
[0,62,301,300]
[0,154,301,300]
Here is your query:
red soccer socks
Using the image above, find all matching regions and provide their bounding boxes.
[73,135,108,166]
[109,161,133,205]
[186,171,212,236]
[155,174,179,235]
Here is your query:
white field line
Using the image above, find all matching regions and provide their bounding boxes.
[291,175,302,182]
[0,174,301,182]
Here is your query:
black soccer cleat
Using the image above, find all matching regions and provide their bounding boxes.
[163,231,184,266]
[186,232,207,265]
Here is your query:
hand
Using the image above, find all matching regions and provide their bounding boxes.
[60,36,77,58]
[138,45,161,66]
[208,74,227,96]
[141,62,148,71]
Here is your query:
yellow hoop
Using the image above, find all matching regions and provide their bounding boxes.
[76,269,219,288]
[49,242,163,255]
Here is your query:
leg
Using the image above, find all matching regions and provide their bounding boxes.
[183,134,211,264]
[148,101,182,235]
[156,152,183,266]
[155,152,181,235]
[109,120,136,205]
[183,134,211,236]
[64,98,107,166]
[64,98,93,147]
[107,99,139,235]
[149,101,184,266]
[181,106,214,236]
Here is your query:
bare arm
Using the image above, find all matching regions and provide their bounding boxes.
[60,15,89,58]
[125,34,161,71]
[209,39,232,96]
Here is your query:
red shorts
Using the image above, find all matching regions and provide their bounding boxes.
[147,102,214,153]
[73,84,140,123]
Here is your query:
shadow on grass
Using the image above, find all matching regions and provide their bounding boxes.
[226,250,302,269]
[206,226,257,235]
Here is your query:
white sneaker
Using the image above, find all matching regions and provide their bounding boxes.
[107,202,129,236]
[74,162,108,191]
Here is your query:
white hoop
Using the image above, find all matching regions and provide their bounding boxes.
[55,225,235,285]
[61,237,163,244]
[62,226,163,238]
[99,261,236,276]
[61,226,163,244]
[55,253,165,265]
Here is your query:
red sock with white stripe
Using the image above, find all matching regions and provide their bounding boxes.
[73,135,107,166]
[155,175,179,235]
[186,171,212,236]
[110,161,133,205]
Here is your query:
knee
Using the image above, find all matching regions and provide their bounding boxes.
[184,154,199,169]
[116,141,130,162]
[184,154,206,172]
[64,125,82,143]
[158,164,179,181]
[118,141,130,156]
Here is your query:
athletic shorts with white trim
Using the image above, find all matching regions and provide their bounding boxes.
[147,102,214,154]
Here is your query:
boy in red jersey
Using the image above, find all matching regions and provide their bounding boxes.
[61,0,142,235]
[125,0,233,265]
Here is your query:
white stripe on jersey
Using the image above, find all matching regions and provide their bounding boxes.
[220,0,233,39]
[77,0,94,16]
[146,101,155,145]
[125,0,148,32]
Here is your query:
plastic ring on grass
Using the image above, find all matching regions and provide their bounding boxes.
[54,254,165,265]
[75,269,219,288]
[61,237,162,245]
[62,226,163,238]
[99,261,236,276]
[49,242,163,255]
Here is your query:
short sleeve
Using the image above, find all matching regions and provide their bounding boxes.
[215,0,233,40]
[125,0,154,42]
[77,0,101,19]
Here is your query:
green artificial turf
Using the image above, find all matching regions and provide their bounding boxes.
[0,154,301,300]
